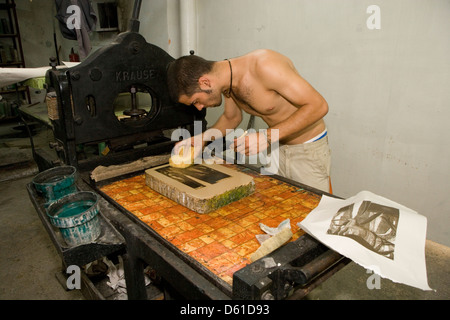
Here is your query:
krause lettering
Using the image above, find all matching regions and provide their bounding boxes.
[115,69,157,82]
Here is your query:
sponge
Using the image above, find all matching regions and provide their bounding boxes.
[169,145,196,168]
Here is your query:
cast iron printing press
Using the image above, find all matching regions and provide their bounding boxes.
[25,0,348,300]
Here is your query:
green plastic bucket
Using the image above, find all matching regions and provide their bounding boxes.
[46,191,101,247]
[32,166,77,206]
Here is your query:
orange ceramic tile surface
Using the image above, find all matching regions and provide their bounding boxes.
[100,165,321,286]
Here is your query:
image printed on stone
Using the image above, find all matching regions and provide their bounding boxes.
[156,166,205,189]
[156,165,231,189]
[327,201,399,260]
[182,165,231,184]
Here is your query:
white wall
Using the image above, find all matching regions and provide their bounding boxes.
[15,0,66,68]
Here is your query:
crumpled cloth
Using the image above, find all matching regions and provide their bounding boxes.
[103,256,151,300]
[256,219,291,244]
[55,0,97,59]
[251,219,293,262]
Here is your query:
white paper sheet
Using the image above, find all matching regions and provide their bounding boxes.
[0,62,80,88]
[299,191,432,291]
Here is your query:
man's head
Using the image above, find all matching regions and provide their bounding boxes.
[167,55,222,110]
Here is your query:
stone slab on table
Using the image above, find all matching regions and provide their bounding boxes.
[145,164,255,214]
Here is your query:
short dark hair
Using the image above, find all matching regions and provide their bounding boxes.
[167,55,215,102]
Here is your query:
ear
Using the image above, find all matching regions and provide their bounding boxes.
[198,76,211,90]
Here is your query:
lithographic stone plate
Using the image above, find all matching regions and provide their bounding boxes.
[145,164,255,213]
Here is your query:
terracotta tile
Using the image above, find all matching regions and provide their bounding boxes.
[195,242,229,260]
[245,224,263,235]
[178,212,193,221]
[248,201,265,210]
[139,204,165,215]
[281,196,301,206]
[188,238,207,249]
[208,255,233,275]
[237,206,255,216]
[205,217,230,229]
[177,220,195,231]
[166,206,187,215]
[171,229,205,245]
[199,234,215,244]
[223,261,249,279]
[132,211,144,218]
[158,200,177,208]
[259,216,287,229]
[227,223,245,234]
[112,191,129,200]
[188,250,208,265]
[292,203,312,213]
[235,214,260,228]
[156,217,174,228]
[177,242,197,253]
[208,227,236,242]
[220,251,245,266]
[195,223,215,234]
[236,198,252,207]
[143,220,164,230]
[259,206,283,218]
[186,215,211,226]
[229,230,255,245]
[256,180,274,190]
[178,237,206,253]
[141,211,164,222]
[124,193,147,202]
[230,202,247,210]
[214,207,232,217]
[225,211,247,222]
[164,213,186,224]
[159,225,182,239]
[253,210,267,220]
[236,240,260,257]
[221,239,238,250]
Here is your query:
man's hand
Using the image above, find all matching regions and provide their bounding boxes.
[173,135,203,161]
[234,131,270,156]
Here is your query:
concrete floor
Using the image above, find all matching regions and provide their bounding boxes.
[0,122,84,299]
[0,175,85,300]
[1,120,449,300]
[305,240,450,300]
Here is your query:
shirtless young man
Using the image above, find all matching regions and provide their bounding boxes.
[167,49,331,193]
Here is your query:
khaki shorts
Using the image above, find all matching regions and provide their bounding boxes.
[263,136,331,193]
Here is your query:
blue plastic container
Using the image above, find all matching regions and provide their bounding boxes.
[32,166,77,206]
[46,191,101,247]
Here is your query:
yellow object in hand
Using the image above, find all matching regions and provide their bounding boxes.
[169,145,196,168]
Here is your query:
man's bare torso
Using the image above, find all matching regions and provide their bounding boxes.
[226,49,326,145]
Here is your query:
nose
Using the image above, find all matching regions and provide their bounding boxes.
[194,103,204,111]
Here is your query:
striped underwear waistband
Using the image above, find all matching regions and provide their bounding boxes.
[304,129,328,144]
